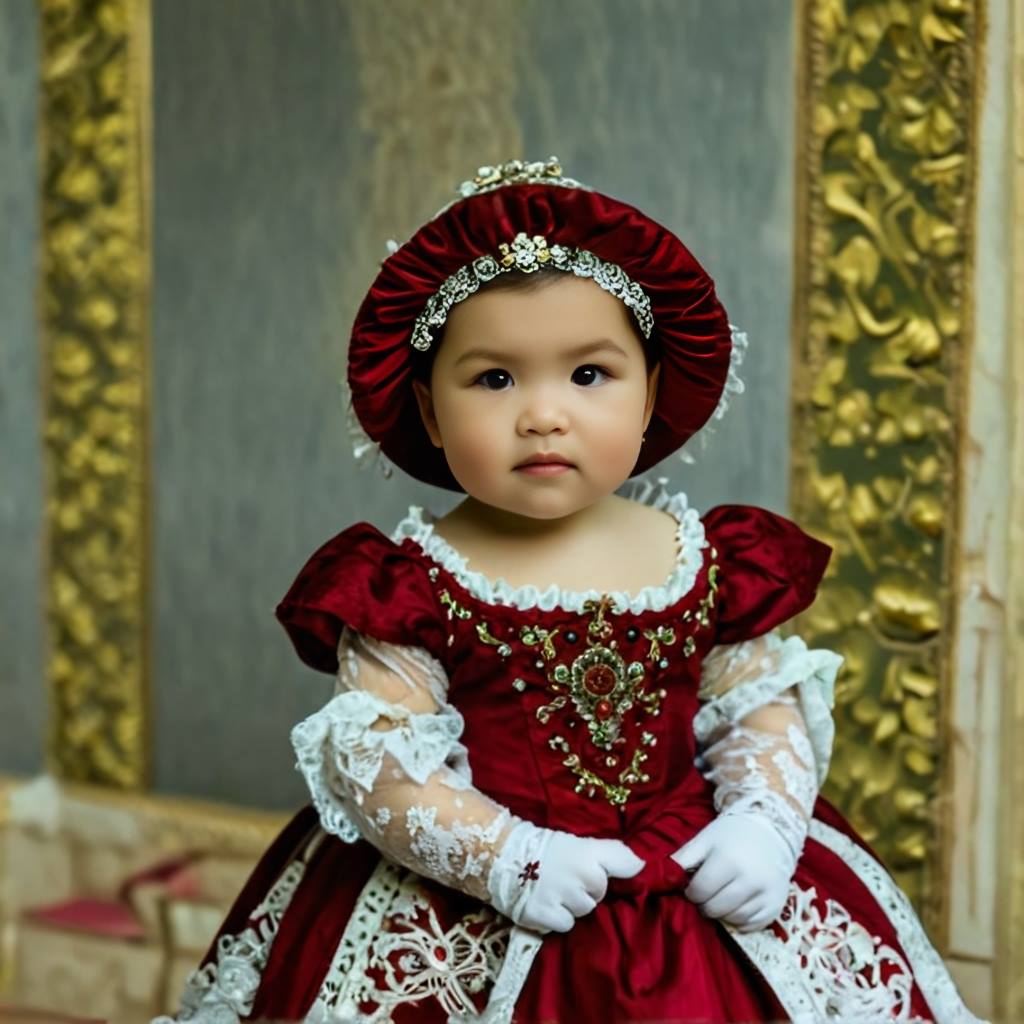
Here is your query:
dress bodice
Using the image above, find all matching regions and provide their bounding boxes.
[390,496,722,839]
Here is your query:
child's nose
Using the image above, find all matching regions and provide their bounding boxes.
[516,392,569,435]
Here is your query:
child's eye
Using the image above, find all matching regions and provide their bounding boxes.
[475,369,513,390]
[571,364,610,387]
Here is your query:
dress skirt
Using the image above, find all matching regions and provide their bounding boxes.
[171,793,973,1024]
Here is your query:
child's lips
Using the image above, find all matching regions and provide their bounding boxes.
[516,462,574,476]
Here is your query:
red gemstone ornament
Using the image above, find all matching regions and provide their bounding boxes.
[583,664,617,696]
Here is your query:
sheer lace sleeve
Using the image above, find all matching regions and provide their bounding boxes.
[692,631,843,859]
[290,628,518,901]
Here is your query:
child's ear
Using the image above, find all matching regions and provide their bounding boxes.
[411,379,444,448]
[642,362,661,429]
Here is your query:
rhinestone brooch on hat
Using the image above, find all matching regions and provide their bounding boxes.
[500,233,556,272]
[457,156,588,199]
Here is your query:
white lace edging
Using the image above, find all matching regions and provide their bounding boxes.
[342,377,397,481]
[154,838,318,1023]
[307,859,405,1022]
[291,691,468,844]
[308,857,542,1024]
[694,633,843,787]
[713,324,748,424]
[390,489,707,614]
[726,820,987,1024]
[808,821,986,1022]
[732,882,922,1021]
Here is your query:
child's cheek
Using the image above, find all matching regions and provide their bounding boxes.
[442,415,507,478]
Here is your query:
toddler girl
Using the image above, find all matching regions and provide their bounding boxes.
[160,158,981,1023]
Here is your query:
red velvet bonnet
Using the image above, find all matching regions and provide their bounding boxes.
[347,159,736,491]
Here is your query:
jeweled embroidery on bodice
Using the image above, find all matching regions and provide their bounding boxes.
[425,549,721,809]
[540,596,665,807]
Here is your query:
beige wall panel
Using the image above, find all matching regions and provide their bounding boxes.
[947,0,1009,969]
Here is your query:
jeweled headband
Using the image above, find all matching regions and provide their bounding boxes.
[409,159,654,354]
[410,232,654,353]
[345,157,745,491]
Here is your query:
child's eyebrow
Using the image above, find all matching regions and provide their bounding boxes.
[453,338,629,367]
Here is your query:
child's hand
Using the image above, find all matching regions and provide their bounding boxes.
[488,821,645,934]
[670,812,796,933]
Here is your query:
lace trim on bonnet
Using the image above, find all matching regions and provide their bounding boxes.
[390,488,707,615]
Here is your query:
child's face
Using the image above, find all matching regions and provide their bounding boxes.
[412,274,660,521]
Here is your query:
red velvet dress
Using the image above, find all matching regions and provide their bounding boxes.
[162,501,978,1024]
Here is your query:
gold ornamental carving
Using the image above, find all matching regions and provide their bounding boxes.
[791,0,979,930]
[39,0,152,788]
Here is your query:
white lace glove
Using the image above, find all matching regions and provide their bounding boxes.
[487,819,645,934]
[671,810,797,933]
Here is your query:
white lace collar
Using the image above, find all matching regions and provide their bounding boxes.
[390,489,707,614]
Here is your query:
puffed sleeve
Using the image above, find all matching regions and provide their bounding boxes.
[702,504,832,645]
[274,522,447,674]
[694,506,840,860]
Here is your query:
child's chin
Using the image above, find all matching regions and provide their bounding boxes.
[500,487,609,522]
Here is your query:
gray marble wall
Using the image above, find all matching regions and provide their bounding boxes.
[0,0,45,777]
[515,0,795,506]
[150,0,365,805]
